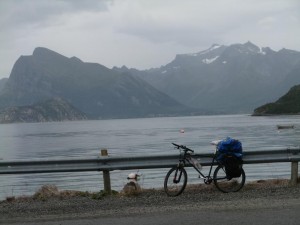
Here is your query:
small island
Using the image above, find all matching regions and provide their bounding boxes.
[0,98,87,123]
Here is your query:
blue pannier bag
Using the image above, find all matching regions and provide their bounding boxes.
[217,137,243,159]
[217,137,243,178]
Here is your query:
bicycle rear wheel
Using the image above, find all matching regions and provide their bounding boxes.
[213,165,245,193]
[164,167,187,196]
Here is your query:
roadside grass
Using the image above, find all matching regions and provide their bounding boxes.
[4,185,118,203]
[2,178,298,203]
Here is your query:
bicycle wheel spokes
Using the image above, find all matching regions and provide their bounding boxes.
[213,165,245,193]
[164,167,187,196]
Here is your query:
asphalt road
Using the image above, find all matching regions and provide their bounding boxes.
[5,200,300,225]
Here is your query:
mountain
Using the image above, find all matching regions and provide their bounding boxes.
[253,85,300,115]
[3,43,300,118]
[0,97,87,123]
[116,42,300,113]
[0,78,8,92]
[0,47,192,119]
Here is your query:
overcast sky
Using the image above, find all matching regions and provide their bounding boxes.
[1,0,299,79]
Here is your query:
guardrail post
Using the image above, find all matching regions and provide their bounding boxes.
[101,149,111,194]
[290,161,298,186]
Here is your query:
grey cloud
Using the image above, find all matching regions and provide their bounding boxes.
[0,0,110,30]
[0,0,299,79]
[110,0,299,49]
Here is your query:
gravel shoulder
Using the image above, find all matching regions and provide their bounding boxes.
[1,179,299,223]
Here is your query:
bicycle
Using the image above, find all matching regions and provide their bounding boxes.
[164,142,246,196]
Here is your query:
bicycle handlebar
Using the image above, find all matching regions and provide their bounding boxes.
[172,143,194,153]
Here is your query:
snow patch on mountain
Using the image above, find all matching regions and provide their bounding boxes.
[259,47,267,55]
[202,56,219,64]
[188,44,222,57]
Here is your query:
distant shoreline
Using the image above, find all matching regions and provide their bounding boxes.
[252,113,300,116]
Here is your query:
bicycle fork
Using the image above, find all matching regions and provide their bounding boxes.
[173,167,183,184]
[173,162,184,184]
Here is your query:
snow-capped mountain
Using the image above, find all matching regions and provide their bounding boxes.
[118,42,300,113]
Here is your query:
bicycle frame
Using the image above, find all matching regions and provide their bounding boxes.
[178,149,220,183]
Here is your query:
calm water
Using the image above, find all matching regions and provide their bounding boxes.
[0,115,299,199]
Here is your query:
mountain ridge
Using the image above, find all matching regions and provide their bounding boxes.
[0,47,193,119]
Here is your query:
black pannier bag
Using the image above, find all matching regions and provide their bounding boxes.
[223,155,243,178]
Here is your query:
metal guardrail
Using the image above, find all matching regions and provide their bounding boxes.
[0,147,299,191]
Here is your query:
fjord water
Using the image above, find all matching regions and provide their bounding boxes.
[0,115,299,199]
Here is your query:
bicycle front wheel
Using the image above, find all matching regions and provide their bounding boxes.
[213,165,245,193]
[164,167,187,196]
